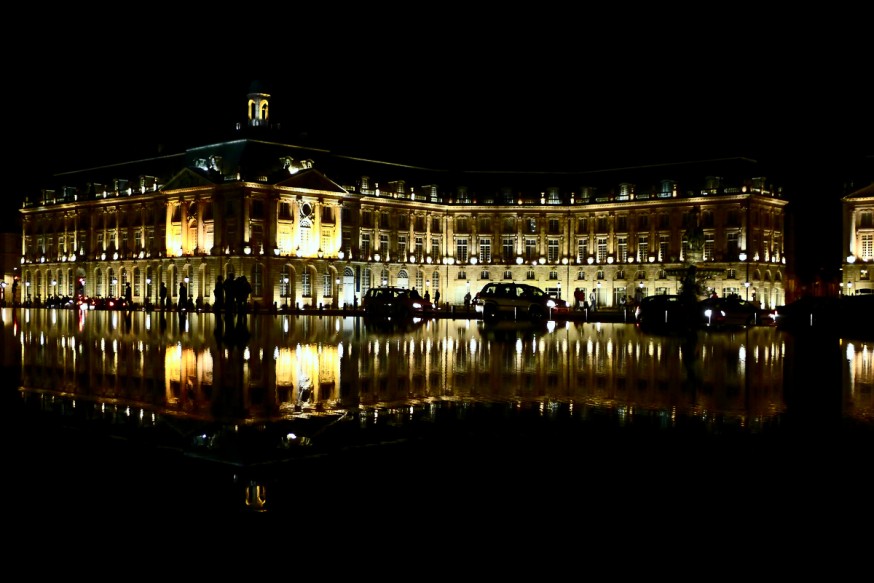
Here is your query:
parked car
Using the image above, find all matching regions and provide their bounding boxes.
[634,294,697,330]
[699,296,758,329]
[472,282,567,321]
[362,286,426,319]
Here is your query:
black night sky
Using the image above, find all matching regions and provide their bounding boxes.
[6,25,872,283]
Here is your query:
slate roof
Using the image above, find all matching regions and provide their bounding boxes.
[37,115,774,203]
[842,180,874,200]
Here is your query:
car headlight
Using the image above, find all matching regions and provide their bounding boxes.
[546,300,556,308]
[412,302,423,310]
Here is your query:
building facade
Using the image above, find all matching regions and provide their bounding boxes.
[16,87,788,311]
[841,181,874,295]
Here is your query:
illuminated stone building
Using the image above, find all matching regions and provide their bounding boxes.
[841,181,874,295]
[17,84,788,310]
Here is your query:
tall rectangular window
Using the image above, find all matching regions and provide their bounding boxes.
[617,237,627,262]
[361,233,371,258]
[548,239,559,262]
[525,238,537,260]
[379,234,389,255]
[362,268,371,294]
[548,218,560,234]
[637,235,649,262]
[727,232,740,259]
[432,237,440,259]
[502,237,514,262]
[597,237,607,263]
[480,238,491,263]
[302,271,311,297]
[862,234,873,259]
[456,238,468,263]
[252,264,263,296]
[659,235,669,262]
[397,235,407,258]
[577,238,588,262]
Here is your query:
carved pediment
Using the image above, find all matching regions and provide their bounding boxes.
[275,168,346,194]
[162,168,216,191]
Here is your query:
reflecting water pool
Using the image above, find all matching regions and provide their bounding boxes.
[2,308,872,515]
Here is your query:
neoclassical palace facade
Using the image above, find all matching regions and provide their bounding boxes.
[15,87,789,311]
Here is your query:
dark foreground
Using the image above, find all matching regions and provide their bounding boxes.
[5,387,873,524]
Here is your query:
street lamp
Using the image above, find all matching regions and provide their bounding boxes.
[739,251,749,300]
[146,277,152,309]
[283,276,289,308]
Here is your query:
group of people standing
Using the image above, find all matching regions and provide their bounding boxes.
[213,275,252,314]
[410,287,441,308]
[155,280,196,311]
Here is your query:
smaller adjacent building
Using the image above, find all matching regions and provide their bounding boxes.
[842,181,874,296]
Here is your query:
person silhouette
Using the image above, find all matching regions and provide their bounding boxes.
[235,275,252,313]
[214,275,225,313]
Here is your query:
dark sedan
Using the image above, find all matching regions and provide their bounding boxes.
[634,294,697,330]
[699,296,758,329]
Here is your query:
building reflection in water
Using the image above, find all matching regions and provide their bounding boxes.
[7,308,873,430]
[2,307,872,510]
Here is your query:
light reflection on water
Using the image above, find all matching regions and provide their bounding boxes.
[2,308,873,512]
[6,308,873,431]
